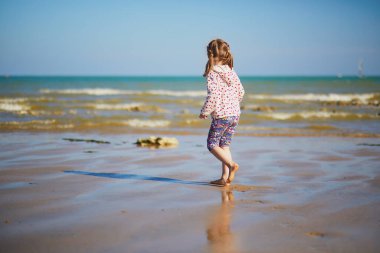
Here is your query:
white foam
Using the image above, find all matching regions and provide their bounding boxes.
[0,98,28,102]
[3,119,57,125]
[0,103,28,112]
[0,98,30,114]
[262,111,375,120]
[272,112,342,120]
[1,120,74,129]
[55,124,75,129]
[122,119,171,128]
[90,103,168,113]
[94,103,143,110]
[249,93,376,103]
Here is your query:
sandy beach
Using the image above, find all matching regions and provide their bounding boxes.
[0,132,379,253]
[2,0,380,251]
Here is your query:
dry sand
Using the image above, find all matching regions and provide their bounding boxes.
[0,132,379,253]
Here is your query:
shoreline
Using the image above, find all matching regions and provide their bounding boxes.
[1,129,380,138]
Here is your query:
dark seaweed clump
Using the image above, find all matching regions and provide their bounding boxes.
[63,138,110,144]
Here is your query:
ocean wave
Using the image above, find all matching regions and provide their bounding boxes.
[174,118,204,128]
[28,110,75,116]
[122,119,171,128]
[249,93,378,103]
[0,120,74,129]
[242,104,275,112]
[0,98,28,102]
[238,125,338,132]
[39,88,206,97]
[93,103,143,110]
[0,98,30,114]
[259,111,378,120]
[88,102,168,113]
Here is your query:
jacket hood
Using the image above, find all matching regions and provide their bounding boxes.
[212,65,234,86]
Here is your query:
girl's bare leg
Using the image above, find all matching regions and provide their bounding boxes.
[210,146,239,183]
[221,146,231,181]
[210,146,233,168]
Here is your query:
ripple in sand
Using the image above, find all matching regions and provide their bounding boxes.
[312,155,352,162]
[226,184,271,192]
[238,199,268,204]
[134,154,193,165]
[271,205,287,211]
[367,175,380,189]
[340,148,380,157]
[331,175,370,182]
[276,160,320,169]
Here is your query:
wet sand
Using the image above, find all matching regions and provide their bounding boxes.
[0,132,379,253]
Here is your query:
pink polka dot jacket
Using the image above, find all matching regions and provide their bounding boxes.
[200,65,245,119]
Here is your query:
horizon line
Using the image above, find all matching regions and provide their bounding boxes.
[2,74,379,78]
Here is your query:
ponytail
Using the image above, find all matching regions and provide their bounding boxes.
[224,49,234,70]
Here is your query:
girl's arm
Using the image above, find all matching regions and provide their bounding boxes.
[237,75,245,102]
[200,72,218,116]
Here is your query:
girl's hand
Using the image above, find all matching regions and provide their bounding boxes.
[199,114,208,119]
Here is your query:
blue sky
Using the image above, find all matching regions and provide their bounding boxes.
[0,0,379,76]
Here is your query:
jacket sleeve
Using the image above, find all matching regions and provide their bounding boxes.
[237,75,245,102]
[200,72,219,116]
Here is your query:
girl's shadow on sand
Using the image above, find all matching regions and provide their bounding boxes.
[64,170,211,186]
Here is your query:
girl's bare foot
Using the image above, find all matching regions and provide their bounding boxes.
[209,178,228,187]
[226,163,239,184]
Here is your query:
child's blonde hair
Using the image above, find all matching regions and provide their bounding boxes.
[203,38,234,77]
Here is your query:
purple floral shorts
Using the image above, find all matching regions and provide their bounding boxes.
[207,116,240,151]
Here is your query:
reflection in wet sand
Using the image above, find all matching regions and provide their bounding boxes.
[206,190,238,253]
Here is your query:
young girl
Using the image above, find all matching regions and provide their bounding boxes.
[199,39,245,186]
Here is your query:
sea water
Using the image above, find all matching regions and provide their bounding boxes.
[0,76,379,136]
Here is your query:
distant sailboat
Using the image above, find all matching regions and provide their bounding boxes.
[358,59,364,78]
